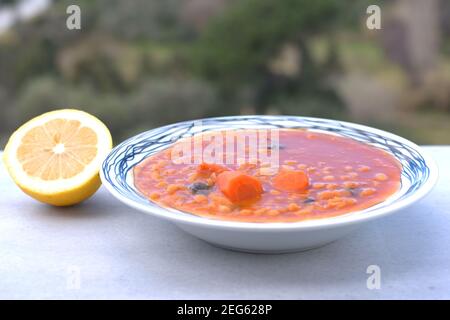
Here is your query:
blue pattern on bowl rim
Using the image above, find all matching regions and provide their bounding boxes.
[100,115,437,224]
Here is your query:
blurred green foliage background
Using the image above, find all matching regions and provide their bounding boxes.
[1,0,450,146]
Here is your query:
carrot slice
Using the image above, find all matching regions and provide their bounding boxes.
[197,162,228,174]
[273,170,309,192]
[217,171,263,203]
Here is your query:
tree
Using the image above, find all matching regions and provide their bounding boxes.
[191,0,345,114]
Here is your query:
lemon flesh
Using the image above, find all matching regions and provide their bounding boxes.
[3,109,113,206]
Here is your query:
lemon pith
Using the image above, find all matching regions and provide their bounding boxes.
[3,109,113,206]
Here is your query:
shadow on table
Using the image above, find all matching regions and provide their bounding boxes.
[34,191,121,220]
[124,199,437,298]
[28,187,439,298]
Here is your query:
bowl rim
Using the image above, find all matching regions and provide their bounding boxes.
[100,115,439,231]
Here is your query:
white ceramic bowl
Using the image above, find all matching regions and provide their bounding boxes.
[100,116,438,253]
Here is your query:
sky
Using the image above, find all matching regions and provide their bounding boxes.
[0,0,50,33]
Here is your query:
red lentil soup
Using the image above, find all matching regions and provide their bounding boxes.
[134,129,402,222]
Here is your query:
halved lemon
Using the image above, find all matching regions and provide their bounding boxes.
[3,109,113,206]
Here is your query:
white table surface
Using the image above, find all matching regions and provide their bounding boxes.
[0,146,448,300]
